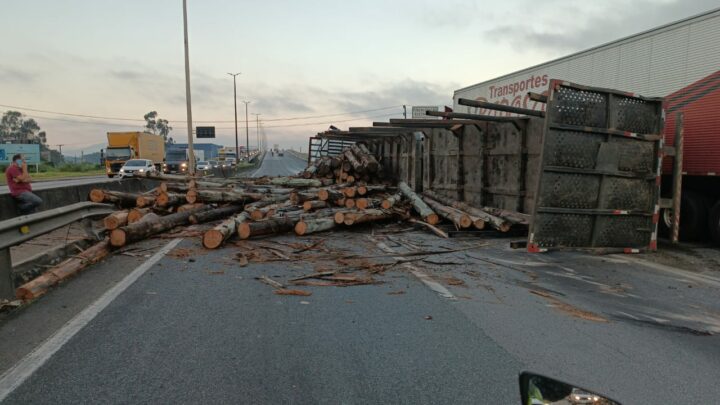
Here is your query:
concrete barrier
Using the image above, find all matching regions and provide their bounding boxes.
[0,178,159,221]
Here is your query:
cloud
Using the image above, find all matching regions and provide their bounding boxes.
[485,0,719,54]
[0,65,36,82]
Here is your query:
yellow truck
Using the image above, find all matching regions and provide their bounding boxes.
[104,132,165,178]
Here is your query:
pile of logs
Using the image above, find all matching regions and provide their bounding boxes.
[14,150,531,301]
[302,142,383,184]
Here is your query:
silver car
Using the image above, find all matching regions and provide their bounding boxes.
[119,159,156,177]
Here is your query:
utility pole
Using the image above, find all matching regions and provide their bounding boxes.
[242,101,251,159]
[182,0,196,175]
[403,105,407,119]
[227,72,241,163]
[56,144,64,155]
[251,113,261,152]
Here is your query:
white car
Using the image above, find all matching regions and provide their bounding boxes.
[196,161,211,171]
[119,159,156,177]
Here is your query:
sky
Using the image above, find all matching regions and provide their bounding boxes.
[1,0,718,155]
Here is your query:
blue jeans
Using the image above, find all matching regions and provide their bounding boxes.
[15,191,43,215]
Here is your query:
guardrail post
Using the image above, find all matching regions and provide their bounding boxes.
[0,248,13,300]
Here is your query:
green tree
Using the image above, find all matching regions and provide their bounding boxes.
[0,110,46,144]
[143,111,173,143]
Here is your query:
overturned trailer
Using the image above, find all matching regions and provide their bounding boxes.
[313,81,668,253]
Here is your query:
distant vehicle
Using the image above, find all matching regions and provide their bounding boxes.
[105,132,164,178]
[164,148,204,173]
[278,150,284,157]
[569,389,601,404]
[224,157,237,167]
[196,161,211,171]
[208,160,219,168]
[218,148,237,166]
[119,159,156,177]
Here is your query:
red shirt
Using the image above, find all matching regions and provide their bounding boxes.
[5,165,32,197]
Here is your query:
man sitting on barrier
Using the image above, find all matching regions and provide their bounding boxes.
[5,153,43,215]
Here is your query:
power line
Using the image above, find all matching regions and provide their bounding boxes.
[19,110,402,130]
[0,103,402,123]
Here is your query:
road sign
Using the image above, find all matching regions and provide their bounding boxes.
[196,126,216,138]
[411,106,439,119]
[0,144,41,164]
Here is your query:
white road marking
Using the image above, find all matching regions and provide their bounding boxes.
[371,238,456,300]
[0,238,183,402]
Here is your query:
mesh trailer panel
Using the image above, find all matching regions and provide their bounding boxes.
[528,80,665,252]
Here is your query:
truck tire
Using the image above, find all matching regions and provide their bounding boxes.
[662,190,710,241]
[108,174,115,178]
[708,201,720,245]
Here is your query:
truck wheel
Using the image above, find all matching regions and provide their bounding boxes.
[663,190,710,241]
[107,174,115,178]
[708,201,720,245]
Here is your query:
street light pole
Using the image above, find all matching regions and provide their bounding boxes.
[251,113,261,153]
[242,101,251,159]
[227,72,241,164]
[182,0,196,175]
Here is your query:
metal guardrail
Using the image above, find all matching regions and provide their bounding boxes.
[0,202,114,299]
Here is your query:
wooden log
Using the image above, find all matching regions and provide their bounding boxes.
[343,209,393,226]
[295,217,335,236]
[398,182,439,225]
[103,210,129,230]
[341,161,352,173]
[357,184,387,196]
[351,144,379,173]
[302,164,318,179]
[318,188,344,202]
[422,190,512,232]
[177,203,206,213]
[127,208,151,223]
[343,186,357,198]
[340,170,349,180]
[186,189,261,204]
[202,212,250,249]
[343,149,365,174]
[290,191,317,204]
[110,206,209,247]
[189,205,244,225]
[421,196,472,229]
[136,195,156,208]
[16,239,111,300]
[138,171,193,182]
[334,211,347,224]
[303,200,327,211]
[238,216,296,239]
[156,191,185,207]
[160,182,191,193]
[336,197,346,207]
[344,198,356,209]
[189,179,232,189]
[269,177,322,187]
[480,206,530,225]
[355,198,380,210]
[346,175,355,183]
[88,189,139,207]
[381,192,403,209]
[356,143,381,172]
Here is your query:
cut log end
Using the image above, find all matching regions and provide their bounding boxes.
[334,211,345,224]
[89,189,105,203]
[238,222,252,240]
[303,201,313,211]
[202,229,225,249]
[186,189,198,204]
[250,210,264,221]
[459,215,473,229]
[344,199,356,209]
[110,229,127,247]
[381,200,392,210]
[357,185,368,196]
[474,219,486,230]
[318,189,329,201]
[425,213,440,225]
[346,175,355,183]
[295,221,308,236]
[499,223,512,233]
[356,198,368,210]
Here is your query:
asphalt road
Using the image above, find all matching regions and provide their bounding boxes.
[251,152,307,177]
[0,175,115,195]
[2,224,720,403]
